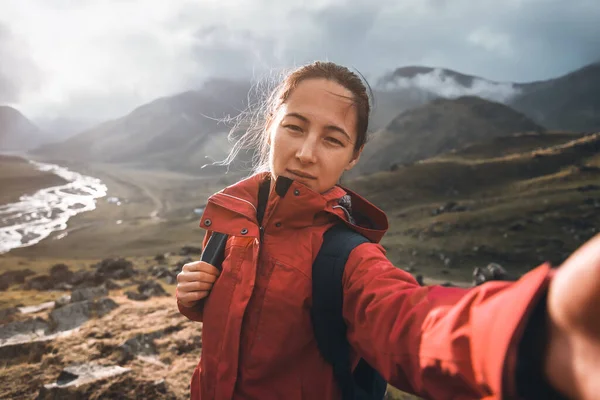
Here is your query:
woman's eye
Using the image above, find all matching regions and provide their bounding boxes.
[326,137,343,146]
[284,124,302,132]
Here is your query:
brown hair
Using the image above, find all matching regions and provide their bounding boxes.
[218,61,372,173]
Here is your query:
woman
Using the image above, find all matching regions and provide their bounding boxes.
[177,61,600,399]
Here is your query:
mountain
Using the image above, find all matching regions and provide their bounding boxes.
[374,62,600,133]
[34,79,253,174]
[509,62,600,132]
[353,96,545,176]
[0,106,47,152]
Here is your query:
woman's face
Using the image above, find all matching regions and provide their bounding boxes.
[268,78,362,194]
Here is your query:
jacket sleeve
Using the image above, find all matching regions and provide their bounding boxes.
[177,230,212,322]
[342,242,553,400]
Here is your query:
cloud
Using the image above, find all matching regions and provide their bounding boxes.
[380,68,522,103]
[0,23,41,104]
[0,0,598,124]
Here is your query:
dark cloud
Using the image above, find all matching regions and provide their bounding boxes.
[183,0,600,84]
[3,0,600,122]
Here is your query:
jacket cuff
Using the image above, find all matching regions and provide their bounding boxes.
[515,280,568,399]
[478,263,552,398]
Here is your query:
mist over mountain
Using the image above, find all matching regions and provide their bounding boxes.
[33,61,600,176]
[0,106,47,152]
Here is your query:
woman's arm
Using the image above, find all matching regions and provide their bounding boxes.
[342,242,553,399]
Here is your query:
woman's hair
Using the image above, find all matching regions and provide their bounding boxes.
[217,61,373,173]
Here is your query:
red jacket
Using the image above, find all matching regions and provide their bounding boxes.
[178,172,553,400]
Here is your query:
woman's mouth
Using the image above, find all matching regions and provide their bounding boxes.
[287,169,317,180]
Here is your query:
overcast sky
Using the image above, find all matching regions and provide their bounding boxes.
[1,0,599,126]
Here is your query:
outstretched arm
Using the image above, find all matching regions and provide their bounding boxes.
[342,241,553,399]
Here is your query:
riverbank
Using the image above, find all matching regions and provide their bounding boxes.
[0,155,68,205]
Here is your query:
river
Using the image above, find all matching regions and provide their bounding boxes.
[0,160,108,254]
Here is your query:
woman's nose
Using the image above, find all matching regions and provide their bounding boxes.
[295,137,318,164]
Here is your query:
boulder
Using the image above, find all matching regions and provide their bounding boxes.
[116,330,165,364]
[93,258,137,280]
[49,263,73,283]
[125,291,148,301]
[38,363,131,399]
[70,270,104,289]
[0,336,51,367]
[0,317,50,341]
[54,295,71,309]
[49,298,119,332]
[23,275,54,291]
[0,269,36,290]
[137,281,168,298]
[0,307,19,324]
[472,263,511,286]
[70,287,108,303]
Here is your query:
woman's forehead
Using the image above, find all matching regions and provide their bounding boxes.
[281,79,357,126]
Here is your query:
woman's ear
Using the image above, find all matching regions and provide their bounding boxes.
[345,145,363,171]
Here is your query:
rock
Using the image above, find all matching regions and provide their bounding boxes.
[473,263,511,286]
[55,282,74,291]
[23,275,53,291]
[0,269,36,290]
[154,254,166,263]
[149,265,171,277]
[70,270,100,288]
[19,301,55,314]
[38,363,131,399]
[431,201,458,216]
[125,291,149,301]
[137,281,167,298]
[171,335,202,355]
[54,295,71,309]
[93,258,137,280]
[0,307,19,324]
[49,263,73,283]
[0,336,51,367]
[49,298,119,332]
[509,222,526,231]
[0,317,49,340]
[71,287,108,303]
[103,279,121,290]
[116,330,164,364]
[179,246,202,256]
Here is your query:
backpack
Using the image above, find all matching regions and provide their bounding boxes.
[200,223,388,400]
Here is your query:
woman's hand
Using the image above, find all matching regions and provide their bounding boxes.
[545,233,600,399]
[176,261,221,308]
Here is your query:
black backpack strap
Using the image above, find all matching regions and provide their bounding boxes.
[311,224,387,400]
[200,231,228,271]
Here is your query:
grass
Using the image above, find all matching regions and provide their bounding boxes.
[346,131,600,281]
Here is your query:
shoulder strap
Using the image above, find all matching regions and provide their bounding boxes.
[200,231,228,271]
[311,224,386,399]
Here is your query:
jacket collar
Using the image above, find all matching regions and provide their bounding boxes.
[199,172,388,243]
